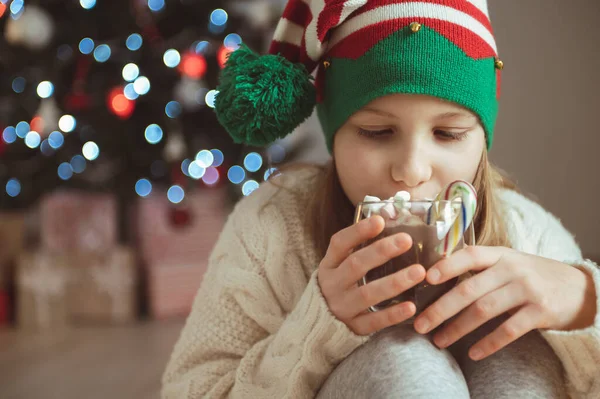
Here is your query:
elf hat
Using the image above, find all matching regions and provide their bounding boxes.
[215,0,503,153]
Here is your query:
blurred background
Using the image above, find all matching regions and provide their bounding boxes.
[0,1,598,398]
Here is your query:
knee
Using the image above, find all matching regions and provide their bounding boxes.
[317,325,469,398]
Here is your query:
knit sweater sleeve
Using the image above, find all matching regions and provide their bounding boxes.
[535,214,600,398]
[500,190,600,398]
[161,184,369,398]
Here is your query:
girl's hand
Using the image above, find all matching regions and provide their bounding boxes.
[413,246,597,361]
[317,215,427,336]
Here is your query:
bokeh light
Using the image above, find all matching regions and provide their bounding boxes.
[48,131,64,149]
[188,161,206,179]
[195,149,214,168]
[135,179,152,197]
[181,159,191,177]
[12,77,25,93]
[205,90,218,108]
[80,0,96,10]
[167,185,185,204]
[264,167,278,181]
[145,124,163,144]
[165,101,182,118]
[82,141,100,160]
[244,152,263,172]
[122,63,140,81]
[24,131,41,148]
[133,76,150,95]
[227,165,245,184]
[6,178,21,197]
[3,127,17,144]
[210,9,228,26]
[37,81,54,98]
[58,115,76,132]
[210,149,224,167]
[163,49,181,68]
[79,38,95,54]
[202,167,220,185]
[58,162,74,180]
[126,33,143,51]
[70,155,87,173]
[148,0,165,12]
[242,180,260,196]
[15,121,30,138]
[94,44,111,62]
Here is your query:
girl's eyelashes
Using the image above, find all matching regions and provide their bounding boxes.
[357,128,393,138]
[357,128,470,141]
[434,129,469,141]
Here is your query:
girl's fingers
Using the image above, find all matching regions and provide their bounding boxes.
[339,231,413,288]
[350,301,416,336]
[467,305,541,361]
[344,263,426,318]
[415,264,513,334]
[433,281,526,349]
[321,216,385,270]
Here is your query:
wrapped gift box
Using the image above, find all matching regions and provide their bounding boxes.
[137,187,229,319]
[16,252,70,330]
[135,188,227,265]
[147,262,207,319]
[40,191,117,253]
[67,246,138,324]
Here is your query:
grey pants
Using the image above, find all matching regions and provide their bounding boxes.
[317,315,567,398]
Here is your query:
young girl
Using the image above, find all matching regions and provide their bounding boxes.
[162,1,600,398]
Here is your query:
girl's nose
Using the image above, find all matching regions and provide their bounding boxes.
[390,144,432,188]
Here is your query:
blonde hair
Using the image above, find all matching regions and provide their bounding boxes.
[269,150,517,260]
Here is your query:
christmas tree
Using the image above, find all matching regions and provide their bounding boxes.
[0,0,289,212]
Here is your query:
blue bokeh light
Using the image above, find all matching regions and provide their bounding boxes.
[227,165,245,184]
[165,101,182,118]
[167,185,185,204]
[242,180,260,196]
[82,141,100,160]
[79,38,95,54]
[243,152,263,172]
[145,124,163,144]
[122,63,140,82]
[48,131,64,149]
[163,49,181,68]
[135,179,152,197]
[70,155,87,173]
[58,162,74,180]
[15,122,30,138]
[3,127,17,144]
[6,178,21,197]
[126,34,143,51]
[25,131,41,149]
[210,149,224,167]
[93,44,111,62]
[12,77,25,93]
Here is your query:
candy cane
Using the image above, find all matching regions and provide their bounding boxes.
[431,180,477,256]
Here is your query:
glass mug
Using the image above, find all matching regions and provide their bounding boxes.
[354,199,475,324]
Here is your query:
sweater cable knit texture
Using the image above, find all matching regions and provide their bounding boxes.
[162,168,600,399]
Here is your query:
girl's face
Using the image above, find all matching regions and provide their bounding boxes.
[333,94,486,205]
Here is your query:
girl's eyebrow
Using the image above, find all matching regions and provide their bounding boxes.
[355,107,397,118]
[434,111,477,122]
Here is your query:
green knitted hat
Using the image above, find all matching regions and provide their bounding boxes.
[215,0,503,153]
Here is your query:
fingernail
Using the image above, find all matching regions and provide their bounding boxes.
[470,348,483,360]
[428,268,440,283]
[415,318,430,333]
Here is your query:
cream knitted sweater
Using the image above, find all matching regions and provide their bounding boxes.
[162,168,600,399]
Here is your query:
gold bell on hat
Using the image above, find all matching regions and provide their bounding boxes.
[323,60,331,69]
[410,22,422,32]
[494,57,504,70]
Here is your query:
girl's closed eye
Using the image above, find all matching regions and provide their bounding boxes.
[357,128,393,138]
[434,129,470,142]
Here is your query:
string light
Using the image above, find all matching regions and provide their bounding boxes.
[12,77,25,93]
[6,178,21,197]
[122,63,140,82]
[24,131,41,148]
[135,179,152,197]
[2,127,17,144]
[243,152,263,172]
[144,124,163,144]
[79,38,94,54]
[167,185,185,204]
[227,166,245,184]
[48,131,64,149]
[242,180,259,196]
[163,49,181,68]
[58,115,76,132]
[37,81,54,98]
[126,33,143,51]
[82,141,100,160]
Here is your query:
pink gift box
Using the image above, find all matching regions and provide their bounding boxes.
[40,191,117,253]
[147,262,207,319]
[135,188,227,265]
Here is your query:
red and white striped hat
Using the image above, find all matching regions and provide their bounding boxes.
[215,0,503,152]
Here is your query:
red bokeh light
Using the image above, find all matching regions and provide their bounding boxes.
[178,52,207,79]
[107,87,135,119]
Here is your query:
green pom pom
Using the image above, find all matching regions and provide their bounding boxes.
[214,44,316,147]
